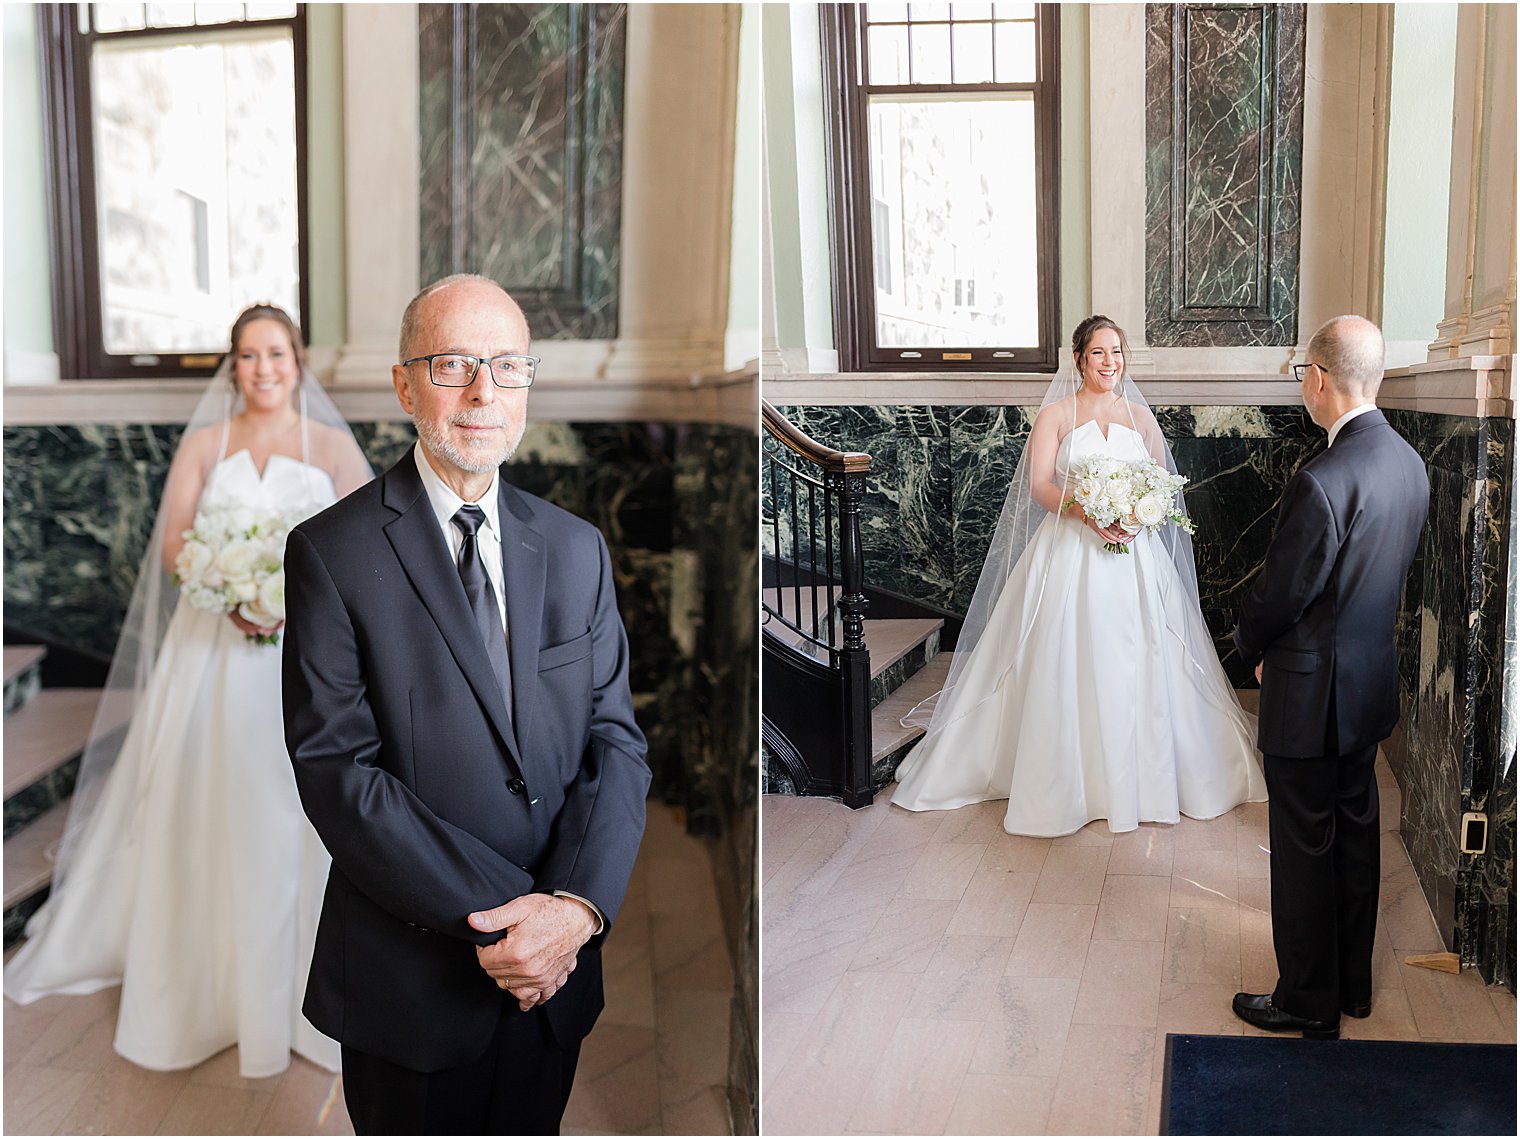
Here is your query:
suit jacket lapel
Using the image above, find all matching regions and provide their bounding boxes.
[499,482,545,755]
[379,457,524,773]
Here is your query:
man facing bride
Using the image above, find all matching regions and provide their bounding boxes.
[894,314,1267,836]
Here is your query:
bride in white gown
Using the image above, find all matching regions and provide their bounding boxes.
[894,315,1266,836]
[5,305,371,1077]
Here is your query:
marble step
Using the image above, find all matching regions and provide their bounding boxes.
[3,689,116,841]
[3,645,47,717]
[867,618,942,708]
[868,654,952,789]
[4,799,66,946]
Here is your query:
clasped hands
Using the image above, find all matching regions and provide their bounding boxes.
[1081,511,1135,547]
[467,894,600,1012]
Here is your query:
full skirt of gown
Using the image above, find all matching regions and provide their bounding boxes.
[5,452,340,1078]
[893,429,1266,836]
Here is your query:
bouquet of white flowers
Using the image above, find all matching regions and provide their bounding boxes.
[174,507,294,643]
[1064,454,1196,554]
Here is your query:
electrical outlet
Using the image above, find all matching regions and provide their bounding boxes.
[1460,812,1487,855]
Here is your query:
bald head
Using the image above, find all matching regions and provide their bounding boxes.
[398,274,531,362]
[1307,315,1385,400]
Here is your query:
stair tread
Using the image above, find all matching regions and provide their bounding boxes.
[3,689,114,800]
[871,654,953,761]
[865,618,943,679]
[3,646,47,687]
[4,800,67,909]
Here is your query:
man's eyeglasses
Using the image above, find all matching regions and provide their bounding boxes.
[402,353,540,389]
[1292,362,1323,384]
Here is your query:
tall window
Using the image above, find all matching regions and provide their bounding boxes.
[821,3,1060,371]
[39,3,308,379]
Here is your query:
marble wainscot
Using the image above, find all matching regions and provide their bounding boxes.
[772,404,1323,686]
[1383,411,1514,988]
[2,421,755,828]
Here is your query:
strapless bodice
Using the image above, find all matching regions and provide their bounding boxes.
[198,450,338,523]
[1055,419,1151,483]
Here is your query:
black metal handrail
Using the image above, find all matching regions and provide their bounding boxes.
[761,401,874,806]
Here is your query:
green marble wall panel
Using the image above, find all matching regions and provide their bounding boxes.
[2,420,752,834]
[1144,3,1306,346]
[1383,410,1514,988]
[419,3,625,339]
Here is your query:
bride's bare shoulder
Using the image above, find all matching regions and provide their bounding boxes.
[1032,397,1075,432]
[1123,399,1161,431]
[174,422,224,465]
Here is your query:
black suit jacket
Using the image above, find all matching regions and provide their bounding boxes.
[1233,410,1428,758]
[281,453,650,1072]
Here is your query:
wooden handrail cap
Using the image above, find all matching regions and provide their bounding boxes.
[762,400,872,474]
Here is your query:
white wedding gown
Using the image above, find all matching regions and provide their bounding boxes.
[5,448,342,1078]
[893,419,1267,835]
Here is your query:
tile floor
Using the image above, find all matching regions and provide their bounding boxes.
[4,804,735,1135]
[760,759,1517,1136]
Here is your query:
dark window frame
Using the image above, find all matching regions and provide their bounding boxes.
[820,3,1061,373]
[37,4,310,380]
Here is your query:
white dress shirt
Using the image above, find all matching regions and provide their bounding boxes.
[1327,403,1378,448]
[411,442,604,934]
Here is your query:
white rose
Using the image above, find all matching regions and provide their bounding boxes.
[1135,493,1169,528]
[239,597,281,628]
[215,539,262,581]
[1076,476,1102,501]
[257,574,284,622]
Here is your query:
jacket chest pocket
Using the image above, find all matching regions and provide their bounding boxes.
[538,627,592,672]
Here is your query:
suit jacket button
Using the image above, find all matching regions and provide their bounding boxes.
[507,777,526,795]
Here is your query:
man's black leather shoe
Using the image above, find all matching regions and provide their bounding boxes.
[1232,992,1340,1039]
[1341,999,1371,1018]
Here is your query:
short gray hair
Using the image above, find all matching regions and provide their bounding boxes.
[397,274,528,361]
[1307,315,1385,398]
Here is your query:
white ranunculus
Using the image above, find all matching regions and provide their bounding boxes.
[1135,492,1169,528]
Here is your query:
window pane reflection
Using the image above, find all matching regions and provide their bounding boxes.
[994,20,1036,82]
[951,22,993,83]
[867,96,1039,347]
[91,4,147,32]
[909,21,951,84]
[91,29,300,353]
[868,26,909,85]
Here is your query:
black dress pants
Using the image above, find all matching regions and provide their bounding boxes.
[340,998,580,1135]
[1263,743,1380,1024]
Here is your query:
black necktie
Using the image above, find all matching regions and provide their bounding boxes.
[452,505,513,722]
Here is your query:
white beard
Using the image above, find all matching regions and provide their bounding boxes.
[414,414,523,473]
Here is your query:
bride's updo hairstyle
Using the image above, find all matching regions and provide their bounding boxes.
[227,302,306,376]
[1071,313,1132,384]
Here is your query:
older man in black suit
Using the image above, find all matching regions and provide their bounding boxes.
[282,274,649,1132]
[1231,314,1429,1040]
